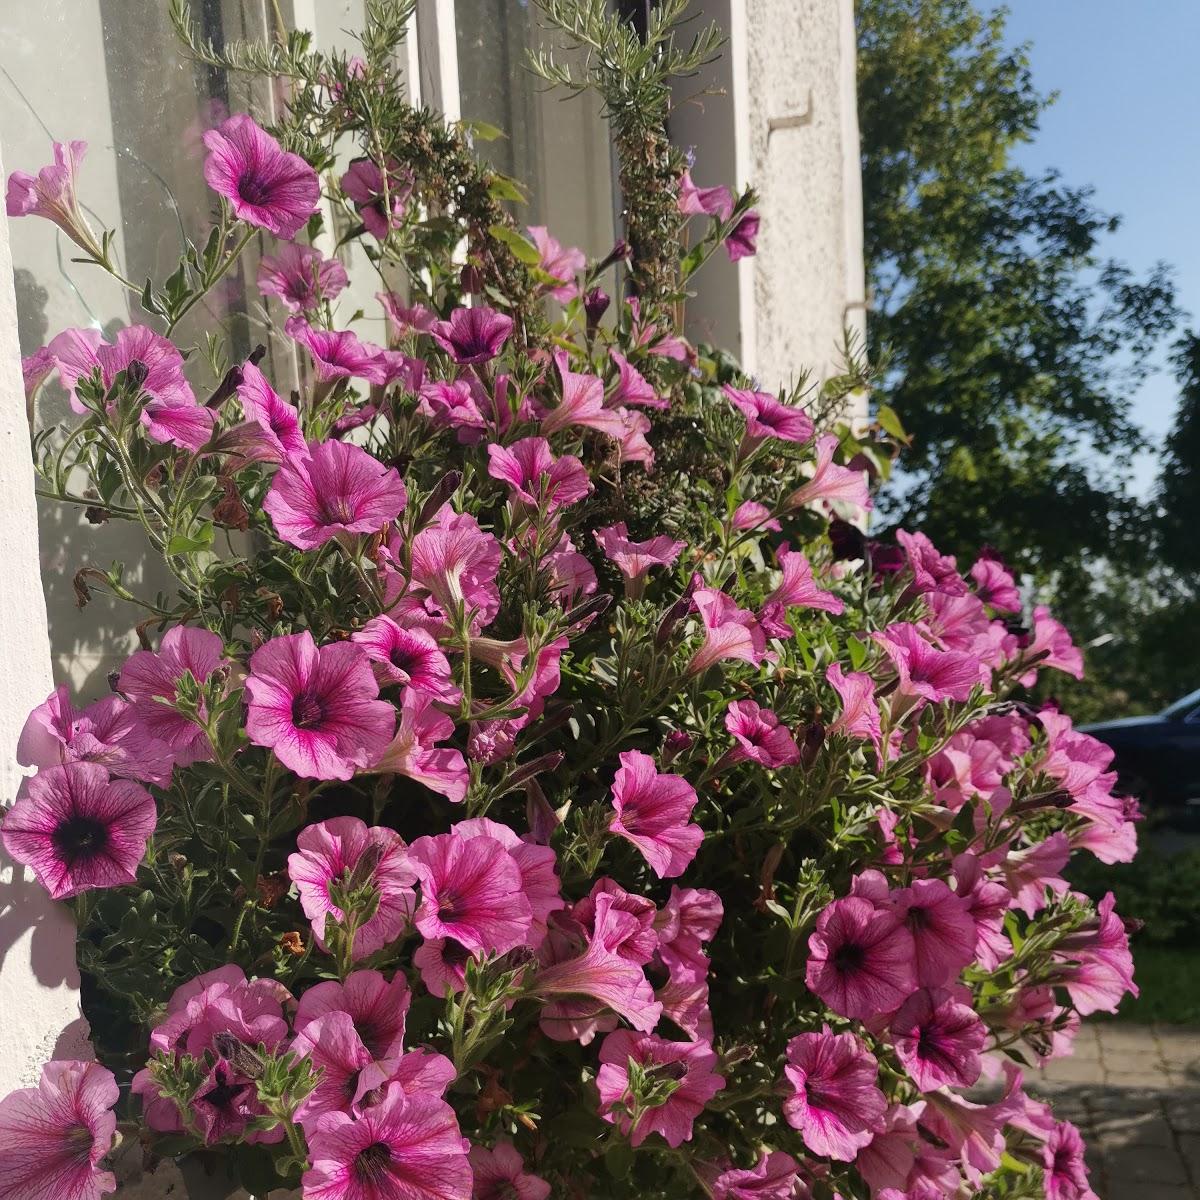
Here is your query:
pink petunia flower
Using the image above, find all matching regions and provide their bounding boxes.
[379,291,436,335]
[17,685,173,788]
[609,349,667,409]
[246,632,395,780]
[487,437,592,511]
[528,225,586,302]
[608,749,702,879]
[688,588,772,675]
[1020,605,1085,683]
[597,1031,723,1148]
[533,892,663,1037]
[231,360,307,463]
[999,831,1071,917]
[48,324,213,450]
[341,158,413,239]
[1048,890,1138,1016]
[723,700,800,768]
[952,852,1014,970]
[372,690,469,803]
[284,316,389,385]
[805,896,917,1020]
[257,242,348,313]
[1,762,156,900]
[405,505,502,632]
[785,433,872,513]
[893,878,977,988]
[783,1025,886,1160]
[540,352,631,439]
[417,380,487,441]
[0,1059,118,1200]
[546,531,598,605]
[896,529,967,597]
[760,545,844,634]
[889,989,986,1090]
[203,113,319,238]
[295,970,411,1060]
[677,169,734,221]
[826,662,882,749]
[288,817,417,959]
[874,622,986,704]
[709,1151,799,1200]
[22,346,57,400]
[731,500,781,533]
[453,817,563,941]
[1042,1121,1100,1200]
[409,830,533,955]
[430,306,513,364]
[301,1084,472,1200]
[723,385,813,448]
[351,616,459,701]
[971,552,1021,612]
[596,522,684,597]
[468,1141,551,1200]
[725,209,760,260]
[6,140,101,256]
[264,438,407,550]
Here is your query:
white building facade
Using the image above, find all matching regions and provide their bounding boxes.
[0,0,864,1188]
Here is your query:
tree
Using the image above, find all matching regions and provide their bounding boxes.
[856,0,1179,614]
[1158,332,1200,579]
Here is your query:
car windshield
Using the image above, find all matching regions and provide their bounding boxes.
[1160,687,1200,719]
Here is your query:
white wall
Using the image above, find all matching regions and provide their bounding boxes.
[673,0,867,407]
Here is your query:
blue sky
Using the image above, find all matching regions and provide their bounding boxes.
[1000,0,1200,494]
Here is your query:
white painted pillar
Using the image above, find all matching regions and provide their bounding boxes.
[0,144,90,1092]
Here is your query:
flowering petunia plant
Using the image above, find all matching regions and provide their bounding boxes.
[2,4,1134,1199]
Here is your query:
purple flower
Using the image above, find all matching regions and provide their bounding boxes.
[202,114,320,238]
[608,749,702,879]
[783,1026,886,1160]
[430,306,513,364]
[723,385,813,447]
[48,324,213,451]
[409,829,533,955]
[118,625,228,767]
[528,225,586,301]
[288,817,417,959]
[724,700,800,768]
[257,242,348,313]
[677,169,734,221]
[487,437,592,510]
[725,209,759,260]
[889,988,986,1090]
[341,158,413,239]
[245,632,396,780]
[0,1059,119,1200]
[264,439,407,550]
[1042,1120,1100,1200]
[284,316,389,384]
[235,361,306,461]
[596,1032,724,1147]
[301,1085,472,1200]
[5,140,102,255]
[805,895,917,1020]
[874,622,986,704]
[1,762,156,900]
[350,616,459,700]
[469,1141,551,1200]
[295,970,412,1061]
[893,878,978,988]
[595,523,684,597]
[709,1151,799,1200]
[372,690,469,803]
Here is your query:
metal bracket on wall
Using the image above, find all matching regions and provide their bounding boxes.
[767,88,814,137]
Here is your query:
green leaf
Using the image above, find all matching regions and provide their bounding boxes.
[166,522,214,556]
[875,403,909,444]
[488,224,541,265]
[461,119,507,142]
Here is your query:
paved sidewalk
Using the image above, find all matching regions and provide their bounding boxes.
[1030,1024,1200,1199]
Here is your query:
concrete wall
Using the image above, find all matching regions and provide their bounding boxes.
[673,0,867,403]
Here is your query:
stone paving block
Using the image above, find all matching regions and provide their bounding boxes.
[1104,1143,1191,1188]
[1166,1091,1200,1133]
[1086,1086,1165,1113]
[1177,1132,1200,1179]
[1039,1057,1110,1084]
[1103,1185,1194,1200]
[1092,1108,1176,1149]
[1108,1069,1181,1089]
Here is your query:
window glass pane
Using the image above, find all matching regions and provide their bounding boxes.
[0,2,387,692]
[454,1,618,263]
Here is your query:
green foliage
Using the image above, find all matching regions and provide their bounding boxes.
[857,0,1180,605]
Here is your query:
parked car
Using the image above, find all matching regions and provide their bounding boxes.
[1082,688,1200,815]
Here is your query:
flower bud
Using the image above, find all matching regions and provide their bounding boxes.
[584,286,610,330]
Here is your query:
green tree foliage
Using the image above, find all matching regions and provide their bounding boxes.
[856,0,1179,610]
[1158,332,1200,579]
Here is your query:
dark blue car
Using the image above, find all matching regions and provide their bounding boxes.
[1082,688,1200,815]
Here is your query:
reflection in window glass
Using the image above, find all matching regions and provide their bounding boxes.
[455,0,618,264]
[0,1,278,691]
